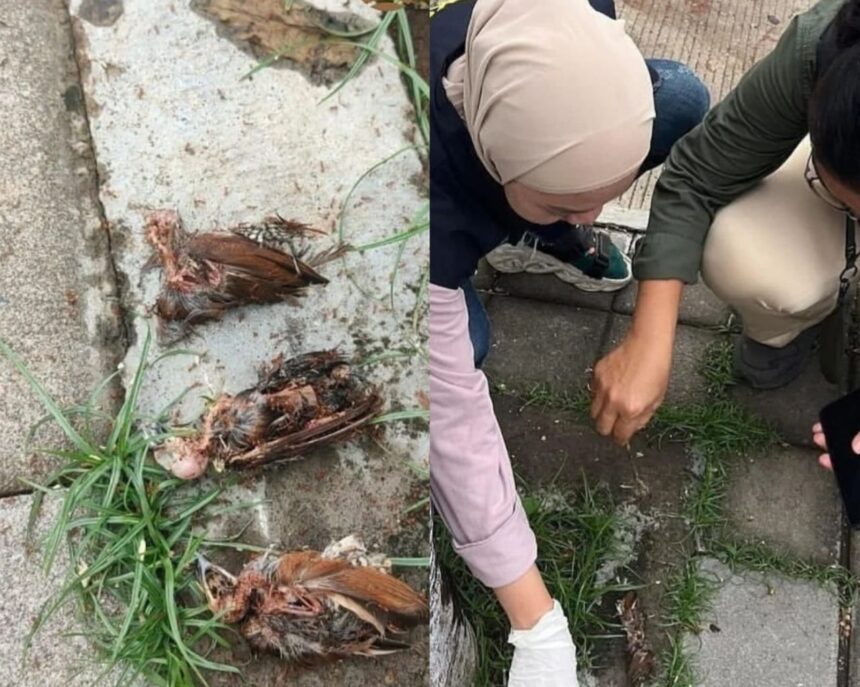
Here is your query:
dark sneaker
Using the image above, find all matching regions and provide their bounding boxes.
[733,325,821,390]
[484,226,632,293]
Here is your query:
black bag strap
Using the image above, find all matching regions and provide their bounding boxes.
[839,214,857,304]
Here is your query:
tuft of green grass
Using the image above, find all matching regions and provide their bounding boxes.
[516,382,591,416]
[435,482,636,685]
[682,453,727,544]
[662,558,718,635]
[698,339,735,397]
[661,634,697,687]
[651,399,776,460]
[1,330,248,687]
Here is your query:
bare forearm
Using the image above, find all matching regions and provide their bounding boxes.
[630,279,684,344]
[494,564,554,630]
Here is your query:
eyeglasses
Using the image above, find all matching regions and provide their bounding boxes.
[805,153,859,221]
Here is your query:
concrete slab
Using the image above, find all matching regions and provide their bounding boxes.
[0,0,120,495]
[0,493,121,685]
[493,394,688,513]
[724,446,842,566]
[686,558,838,687]
[602,318,720,405]
[730,359,839,449]
[69,0,428,468]
[614,279,732,329]
[483,297,610,394]
[68,1,429,683]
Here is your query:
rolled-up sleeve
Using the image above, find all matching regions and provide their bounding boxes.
[429,284,537,588]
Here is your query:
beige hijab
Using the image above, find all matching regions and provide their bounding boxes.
[443,0,655,194]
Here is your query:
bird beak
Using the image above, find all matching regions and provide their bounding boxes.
[196,554,237,607]
[196,554,212,579]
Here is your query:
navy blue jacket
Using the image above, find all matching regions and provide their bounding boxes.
[429,0,634,289]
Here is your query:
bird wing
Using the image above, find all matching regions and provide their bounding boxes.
[273,551,428,624]
[225,393,382,469]
[187,232,329,287]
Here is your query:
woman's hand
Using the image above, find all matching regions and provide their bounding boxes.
[812,422,860,470]
[590,280,683,445]
[591,333,672,444]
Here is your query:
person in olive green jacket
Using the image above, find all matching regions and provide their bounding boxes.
[591,0,860,459]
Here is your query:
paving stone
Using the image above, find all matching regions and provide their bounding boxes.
[0,0,120,496]
[602,318,720,405]
[724,446,842,566]
[67,1,430,684]
[731,359,840,449]
[483,297,610,394]
[686,558,838,687]
[493,394,688,512]
[0,493,125,685]
[614,279,732,329]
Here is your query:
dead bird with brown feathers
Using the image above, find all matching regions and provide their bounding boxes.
[144,210,344,341]
[158,350,382,479]
[198,535,428,666]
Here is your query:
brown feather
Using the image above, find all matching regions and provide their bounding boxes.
[225,394,382,469]
[274,552,429,622]
[186,232,328,285]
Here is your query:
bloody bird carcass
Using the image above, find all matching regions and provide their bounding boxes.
[197,535,428,665]
[144,210,341,340]
[158,350,382,479]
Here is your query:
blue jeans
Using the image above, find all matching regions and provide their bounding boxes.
[464,58,710,365]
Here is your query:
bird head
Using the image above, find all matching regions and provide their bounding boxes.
[144,210,181,251]
[155,436,210,480]
[197,555,247,623]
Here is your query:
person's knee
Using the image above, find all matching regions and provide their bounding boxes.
[703,235,830,316]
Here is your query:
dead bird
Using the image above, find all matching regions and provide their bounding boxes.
[144,210,342,340]
[197,535,428,665]
[157,350,382,479]
[616,591,655,685]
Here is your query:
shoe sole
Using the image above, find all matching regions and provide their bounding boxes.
[484,242,632,293]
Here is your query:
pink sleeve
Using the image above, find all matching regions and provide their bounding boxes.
[429,283,537,588]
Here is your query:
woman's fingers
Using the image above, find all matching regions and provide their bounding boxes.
[819,453,833,471]
[812,430,827,451]
[852,431,860,454]
[594,402,619,437]
[612,415,645,446]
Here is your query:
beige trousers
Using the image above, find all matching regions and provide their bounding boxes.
[701,137,859,348]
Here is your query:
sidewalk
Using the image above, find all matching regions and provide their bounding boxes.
[0,1,428,685]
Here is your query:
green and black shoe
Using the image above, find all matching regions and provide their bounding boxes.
[484,226,632,293]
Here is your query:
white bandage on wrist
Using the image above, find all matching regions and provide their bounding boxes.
[507,600,579,687]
